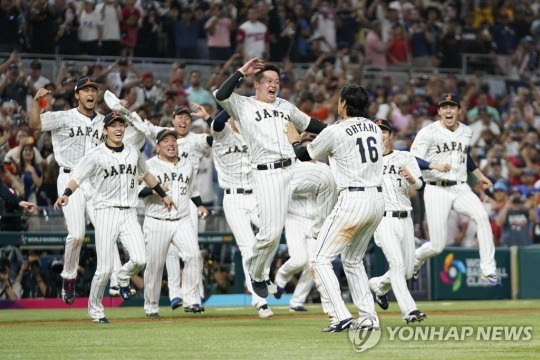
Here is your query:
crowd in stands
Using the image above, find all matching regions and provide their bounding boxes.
[1,0,540,299]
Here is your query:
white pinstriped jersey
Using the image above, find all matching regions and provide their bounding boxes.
[381,150,422,211]
[410,121,470,182]
[211,124,254,190]
[214,92,310,165]
[142,156,195,219]
[307,118,383,191]
[70,143,148,209]
[40,109,105,168]
[288,190,316,219]
[177,132,210,175]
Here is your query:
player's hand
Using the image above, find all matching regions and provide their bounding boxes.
[54,195,69,210]
[162,196,176,211]
[430,162,451,172]
[239,57,264,75]
[190,103,210,120]
[19,201,38,214]
[478,173,493,189]
[399,168,415,184]
[33,88,50,102]
[284,122,301,144]
[197,205,209,219]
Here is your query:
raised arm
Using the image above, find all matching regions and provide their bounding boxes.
[215,57,263,101]
[29,88,50,132]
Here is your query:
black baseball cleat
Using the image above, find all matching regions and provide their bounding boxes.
[184,304,205,313]
[321,317,353,333]
[251,280,268,298]
[62,278,76,305]
[374,293,389,310]
[274,286,284,299]
[404,310,426,324]
[93,317,109,324]
[119,286,131,301]
[146,313,159,318]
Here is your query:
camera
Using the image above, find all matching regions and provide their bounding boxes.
[30,259,40,271]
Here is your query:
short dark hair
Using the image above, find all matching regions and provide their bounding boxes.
[254,64,281,82]
[339,84,369,118]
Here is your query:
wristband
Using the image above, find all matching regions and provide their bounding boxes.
[191,196,203,207]
[292,141,301,147]
[63,188,73,197]
[153,184,167,198]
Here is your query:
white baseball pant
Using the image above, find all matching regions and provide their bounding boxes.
[88,207,146,320]
[312,189,384,324]
[275,213,315,307]
[144,216,202,314]
[247,162,337,282]
[415,184,496,276]
[223,192,267,308]
[370,214,417,317]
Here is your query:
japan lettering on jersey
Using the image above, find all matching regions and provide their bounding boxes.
[410,122,471,182]
[70,143,148,209]
[176,132,211,174]
[381,150,422,211]
[215,92,310,165]
[211,124,254,190]
[40,109,105,168]
[143,156,195,219]
[307,118,383,191]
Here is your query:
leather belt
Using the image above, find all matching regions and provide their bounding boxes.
[428,181,465,187]
[61,167,72,174]
[225,188,253,195]
[113,206,130,210]
[148,216,180,221]
[256,158,292,170]
[385,211,409,218]
[348,186,383,192]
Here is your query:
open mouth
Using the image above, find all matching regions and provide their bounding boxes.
[268,88,276,96]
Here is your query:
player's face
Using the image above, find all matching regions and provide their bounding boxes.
[158,135,178,160]
[254,70,280,103]
[104,120,126,146]
[437,104,460,130]
[337,98,346,118]
[381,129,393,154]
[75,87,98,114]
[172,113,192,137]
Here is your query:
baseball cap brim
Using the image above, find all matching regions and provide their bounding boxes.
[75,81,99,92]
[438,100,460,108]
[157,129,178,143]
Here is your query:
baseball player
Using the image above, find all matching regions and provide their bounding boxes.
[410,93,498,285]
[285,84,384,333]
[214,58,333,298]
[368,119,426,324]
[274,135,333,312]
[205,108,273,318]
[54,112,174,323]
[142,129,204,316]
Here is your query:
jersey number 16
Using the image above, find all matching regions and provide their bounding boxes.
[356,136,379,163]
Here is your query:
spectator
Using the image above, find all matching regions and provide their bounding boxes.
[0,0,22,52]
[136,71,162,109]
[107,58,140,99]
[237,6,269,61]
[469,105,501,147]
[15,254,48,298]
[364,20,388,69]
[0,63,29,112]
[96,0,122,56]
[18,143,43,203]
[438,19,462,69]
[27,0,57,54]
[512,36,539,79]
[387,24,411,66]
[77,0,102,55]
[496,193,537,246]
[289,4,312,63]
[0,257,21,299]
[56,2,81,55]
[120,0,141,58]
[205,3,234,61]
[135,7,161,58]
[27,60,50,97]
[310,1,336,54]
[173,6,200,59]
[515,168,540,197]
[408,7,434,68]
[491,11,519,75]
[5,128,43,171]
[186,70,215,109]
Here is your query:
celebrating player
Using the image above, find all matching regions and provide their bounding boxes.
[142,129,204,317]
[214,57,333,298]
[410,93,498,285]
[368,119,427,324]
[286,84,384,333]
[54,112,174,323]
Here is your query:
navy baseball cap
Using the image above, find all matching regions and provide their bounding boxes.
[172,105,192,117]
[74,77,99,92]
[156,129,178,143]
[438,93,461,108]
[103,112,127,127]
[375,118,393,133]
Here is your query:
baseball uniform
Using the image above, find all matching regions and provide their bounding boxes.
[306,117,384,330]
[142,152,202,315]
[410,120,497,278]
[369,149,424,321]
[211,116,272,316]
[70,142,148,321]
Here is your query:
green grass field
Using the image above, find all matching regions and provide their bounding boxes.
[2,300,539,359]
